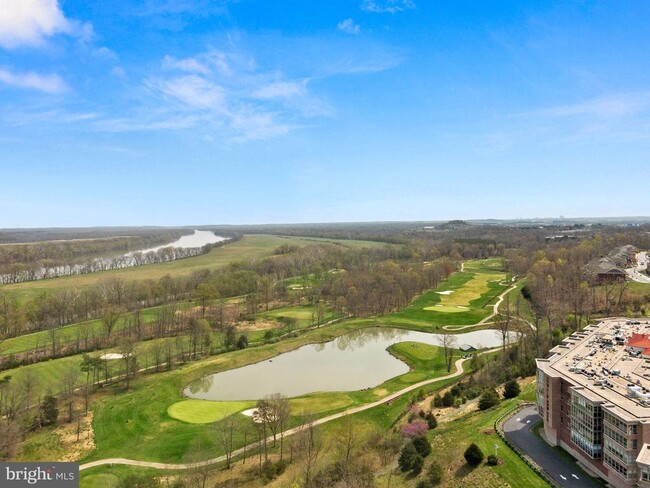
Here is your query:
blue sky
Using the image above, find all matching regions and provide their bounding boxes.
[1,1,650,227]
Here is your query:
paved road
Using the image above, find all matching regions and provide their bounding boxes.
[503,406,602,488]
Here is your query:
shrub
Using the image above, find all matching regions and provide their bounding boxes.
[401,419,429,439]
[478,388,500,410]
[236,334,248,349]
[503,379,521,399]
[432,395,443,408]
[487,454,499,466]
[464,443,484,466]
[416,480,433,488]
[40,395,58,426]
[411,435,432,458]
[411,453,424,475]
[427,461,443,485]
[425,411,438,429]
[441,390,455,407]
[399,442,425,474]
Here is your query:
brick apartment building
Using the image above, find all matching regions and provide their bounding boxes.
[537,318,650,488]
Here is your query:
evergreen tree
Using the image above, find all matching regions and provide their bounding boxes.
[464,443,484,466]
[503,379,521,399]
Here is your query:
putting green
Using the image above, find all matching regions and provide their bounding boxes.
[167,399,254,424]
[424,270,505,313]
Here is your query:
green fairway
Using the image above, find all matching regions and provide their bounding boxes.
[388,258,510,327]
[1,234,389,301]
[167,399,254,424]
[423,270,506,313]
[258,304,339,328]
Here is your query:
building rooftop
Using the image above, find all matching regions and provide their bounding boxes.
[537,317,650,421]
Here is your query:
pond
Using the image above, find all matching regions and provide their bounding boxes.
[184,327,517,401]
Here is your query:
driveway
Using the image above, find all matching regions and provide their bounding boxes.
[502,405,603,488]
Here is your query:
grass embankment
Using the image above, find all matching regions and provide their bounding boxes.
[1,234,388,302]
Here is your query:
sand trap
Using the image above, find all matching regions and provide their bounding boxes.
[436,290,454,295]
[100,353,124,360]
[240,408,278,423]
[241,408,256,417]
[456,306,468,309]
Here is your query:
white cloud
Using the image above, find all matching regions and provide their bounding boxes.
[153,75,228,111]
[337,18,361,35]
[0,0,90,48]
[253,80,307,99]
[93,46,118,61]
[532,92,650,119]
[361,0,415,14]
[112,66,127,79]
[0,67,67,93]
[162,55,211,75]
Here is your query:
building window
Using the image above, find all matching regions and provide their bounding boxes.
[604,453,629,479]
[569,391,603,459]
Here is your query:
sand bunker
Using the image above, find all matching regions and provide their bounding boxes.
[436,290,454,295]
[100,353,124,360]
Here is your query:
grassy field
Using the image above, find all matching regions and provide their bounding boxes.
[1,234,388,301]
[167,399,254,424]
[384,259,510,328]
[0,303,184,356]
[257,304,340,328]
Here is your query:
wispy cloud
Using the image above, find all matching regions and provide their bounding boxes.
[361,0,415,14]
[531,92,650,119]
[0,67,67,93]
[337,18,361,35]
[152,75,228,111]
[106,48,329,141]
[253,80,307,99]
[0,0,92,49]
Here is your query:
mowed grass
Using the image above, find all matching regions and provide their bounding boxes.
[1,234,388,302]
[423,270,506,313]
[388,259,510,327]
[166,392,356,424]
[258,305,339,327]
[167,399,254,424]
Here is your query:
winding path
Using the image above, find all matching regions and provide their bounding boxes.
[80,355,473,471]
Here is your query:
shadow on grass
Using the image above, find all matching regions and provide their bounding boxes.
[454,463,478,479]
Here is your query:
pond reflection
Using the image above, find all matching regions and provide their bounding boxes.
[184,327,516,401]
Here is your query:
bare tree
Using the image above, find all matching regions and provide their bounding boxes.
[296,416,324,487]
[437,334,458,372]
[101,306,122,343]
[184,438,213,488]
[60,365,79,422]
[214,413,236,469]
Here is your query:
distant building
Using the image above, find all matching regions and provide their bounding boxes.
[584,245,636,284]
[608,245,638,268]
[459,344,476,352]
